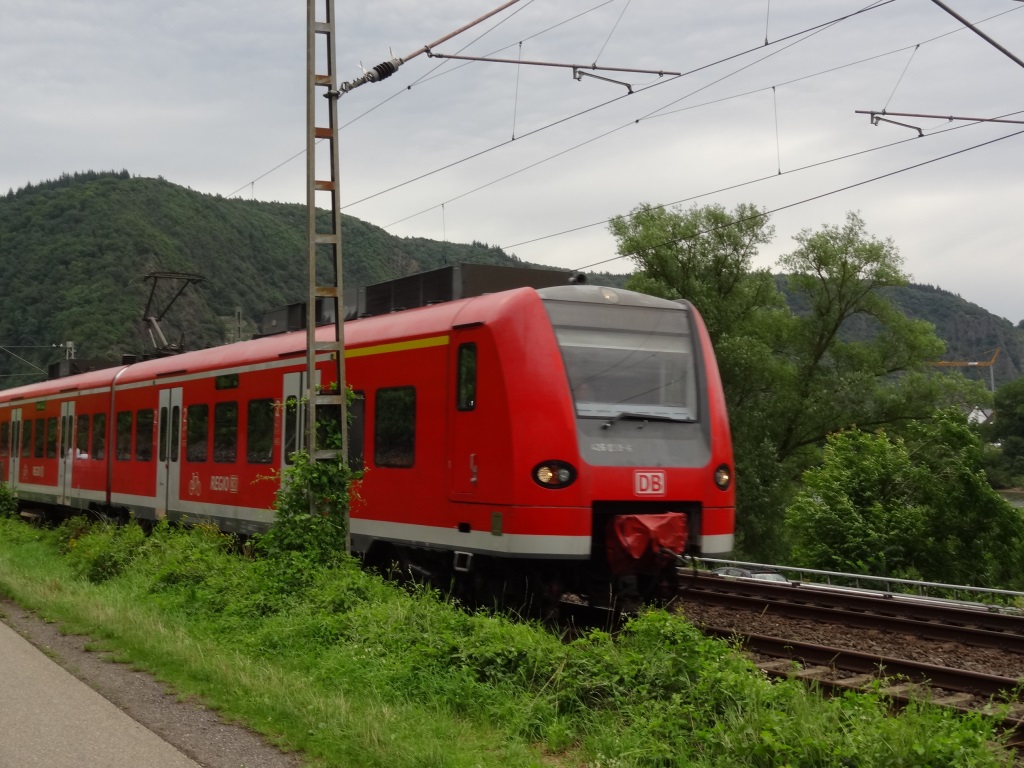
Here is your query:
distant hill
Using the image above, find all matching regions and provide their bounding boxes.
[779,275,1024,389]
[884,283,1023,388]
[0,171,564,379]
[2,171,1021,388]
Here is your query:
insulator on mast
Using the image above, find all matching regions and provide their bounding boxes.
[367,59,402,82]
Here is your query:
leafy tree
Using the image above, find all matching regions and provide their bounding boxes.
[773,212,957,462]
[610,202,794,559]
[609,205,979,562]
[786,409,1024,588]
[610,202,780,340]
[988,376,1024,462]
[983,376,1024,487]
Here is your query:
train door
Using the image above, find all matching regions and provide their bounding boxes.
[447,328,508,504]
[8,409,21,490]
[156,387,183,518]
[281,371,308,466]
[2,409,20,487]
[57,401,75,505]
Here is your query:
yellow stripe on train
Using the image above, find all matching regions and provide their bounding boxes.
[345,334,450,359]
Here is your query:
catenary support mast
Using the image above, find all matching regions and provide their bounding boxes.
[306,2,347,476]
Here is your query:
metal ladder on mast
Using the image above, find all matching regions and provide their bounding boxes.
[305,0,347,468]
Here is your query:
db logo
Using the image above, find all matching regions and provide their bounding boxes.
[188,473,202,496]
[634,471,666,496]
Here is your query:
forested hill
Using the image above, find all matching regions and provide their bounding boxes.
[0,171,540,378]
[885,283,1023,387]
[2,171,1022,385]
[778,276,1024,388]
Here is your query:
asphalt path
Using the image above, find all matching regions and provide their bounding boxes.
[0,598,306,768]
[0,617,204,768]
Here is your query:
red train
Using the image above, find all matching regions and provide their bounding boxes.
[0,268,734,603]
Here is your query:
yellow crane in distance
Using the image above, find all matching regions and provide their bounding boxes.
[929,348,1001,391]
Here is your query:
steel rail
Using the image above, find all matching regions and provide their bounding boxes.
[681,584,1024,654]
[681,573,1024,638]
[705,628,1023,699]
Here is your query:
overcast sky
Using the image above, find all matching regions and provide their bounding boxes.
[3,0,1023,326]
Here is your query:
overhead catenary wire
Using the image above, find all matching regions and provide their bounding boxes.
[374,2,1021,239]
[220,0,1024,276]
[856,110,1024,127]
[338,0,528,94]
[641,0,893,122]
[227,0,898,203]
[227,0,542,200]
[773,86,782,174]
[497,110,1019,253]
[566,127,1024,273]
[648,3,1022,124]
[0,347,47,374]
[883,44,919,112]
[224,2,1022,284]
[929,0,1024,70]
[512,41,523,139]
[374,1,904,229]
[221,1,1024,278]
[593,0,632,65]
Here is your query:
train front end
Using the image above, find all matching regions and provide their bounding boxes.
[537,285,735,594]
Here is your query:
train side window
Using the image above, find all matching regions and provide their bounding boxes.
[0,422,7,458]
[213,401,238,463]
[92,414,106,460]
[76,415,90,458]
[60,415,69,458]
[374,386,415,468]
[135,409,154,462]
[11,421,19,459]
[348,392,365,471]
[186,404,209,462]
[34,418,45,458]
[169,409,180,462]
[46,417,58,459]
[246,399,274,464]
[457,343,477,411]
[158,407,168,463]
[283,396,299,466]
[22,420,33,458]
[116,411,133,461]
[171,406,180,462]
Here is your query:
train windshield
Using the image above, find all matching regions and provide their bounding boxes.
[543,299,698,421]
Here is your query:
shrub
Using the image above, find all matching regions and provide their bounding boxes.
[0,482,17,518]
[63,520,149,583]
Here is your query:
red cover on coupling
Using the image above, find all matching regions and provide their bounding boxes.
[607,513,687,574]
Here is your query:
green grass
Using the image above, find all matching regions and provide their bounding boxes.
[0,516,1015,767]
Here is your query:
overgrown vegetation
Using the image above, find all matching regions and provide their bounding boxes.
[0,505,1014,767]
[786,409,1024,587]
[0,402,1019,764]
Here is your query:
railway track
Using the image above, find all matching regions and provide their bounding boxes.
[677,571,1024,749]
[678,571,1024,653]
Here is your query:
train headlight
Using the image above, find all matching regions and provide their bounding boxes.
[713,464,732,491]
[533,460,577,488]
